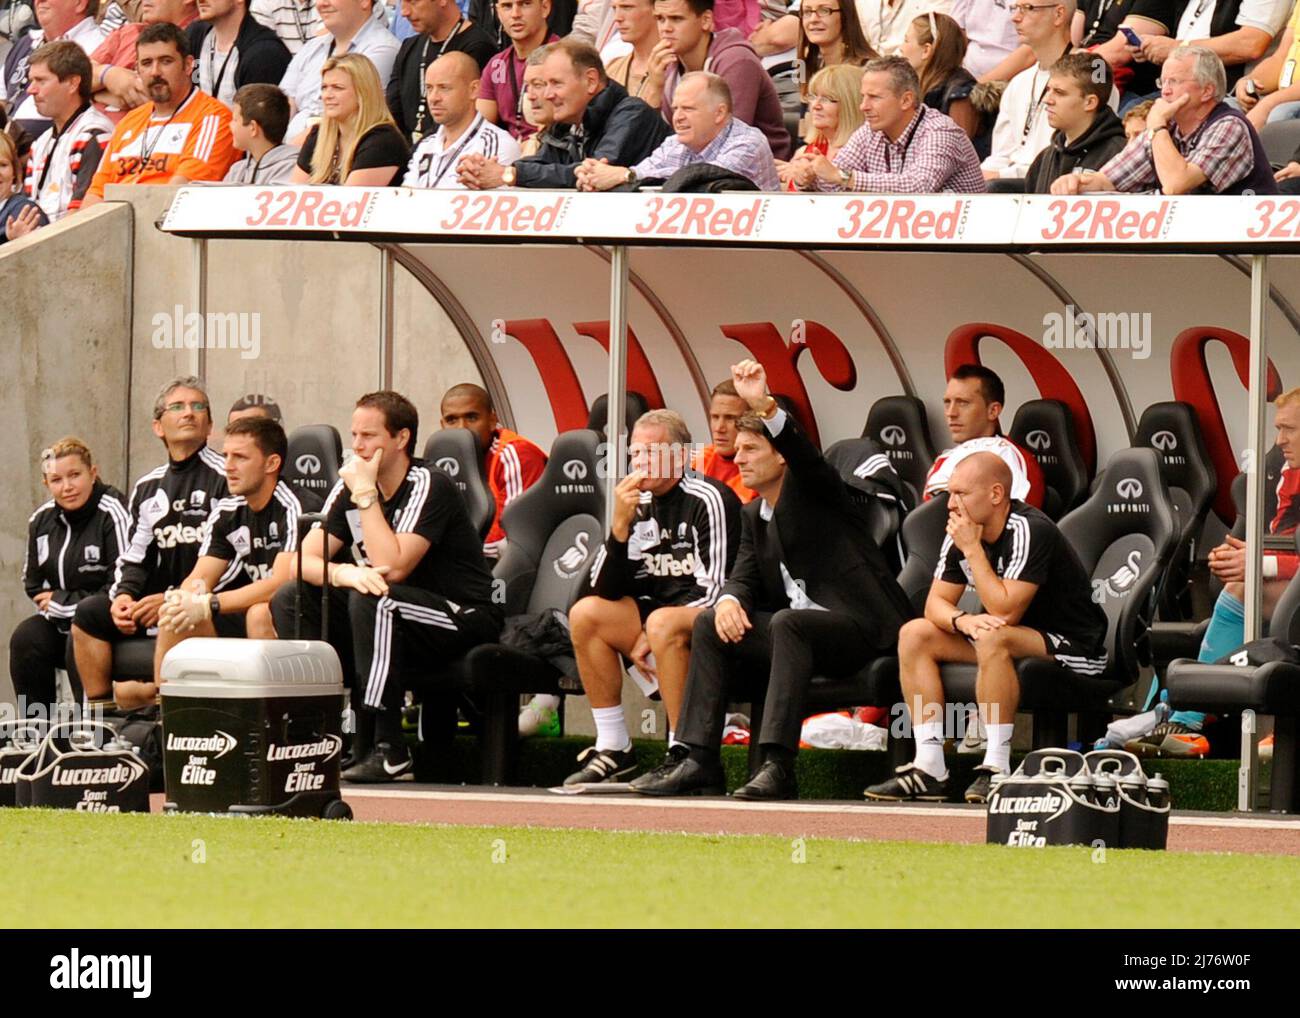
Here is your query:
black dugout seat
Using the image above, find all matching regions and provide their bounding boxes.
[284,425,343,510]
[585,391,651,441]
[1134,402,1216,620]
[864,395,938,506]
[1166,527,1300,812]
[415,430,607,784]
[933,449,1178,747]
[423,428,494,541]
[1009,399,1089,520]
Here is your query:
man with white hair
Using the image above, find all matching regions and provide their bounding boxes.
[575,70,778,189]
[1053,45,1278,194]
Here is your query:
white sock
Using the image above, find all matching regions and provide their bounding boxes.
[913,721,948,780]
[528,694,560,713]
[983,723,1014,773]
[592,705,631,752]
[668,730,683,749]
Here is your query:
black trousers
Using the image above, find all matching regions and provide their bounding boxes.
[9,614,80,712]
[271,581,499,713]
[677,607,876,754]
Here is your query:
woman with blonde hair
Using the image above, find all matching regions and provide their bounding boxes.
[898,11,988,156]
[781,63,863,190]
[290,53,411,186]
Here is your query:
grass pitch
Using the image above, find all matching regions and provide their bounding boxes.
[4,809,1295,928]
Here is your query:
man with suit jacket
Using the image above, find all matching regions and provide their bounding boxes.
[630,359,914,800]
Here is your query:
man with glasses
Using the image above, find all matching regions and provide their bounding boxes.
[476,0,558,140]
[71,377,229,709]
[981,0,1079,186]
[795,55,985,192]
[404,51,520,185]
[1052,44,1277,193]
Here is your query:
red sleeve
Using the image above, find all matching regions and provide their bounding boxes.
[1273,552,1299,580]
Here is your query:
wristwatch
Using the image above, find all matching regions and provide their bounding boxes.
[209,594,221,617]
[625,167,638,188]
[838,167,853,190]
[1145,125,1169,143]
[502,165,517,187]
[951,610,968,637]
[354,492,378,510]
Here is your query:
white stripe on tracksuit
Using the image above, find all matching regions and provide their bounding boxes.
[362,595,461,708]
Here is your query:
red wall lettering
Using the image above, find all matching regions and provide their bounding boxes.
[571,322,666,410]
[945,323,1098,475]
[1170,328,1283,522]
[504,318,590,432]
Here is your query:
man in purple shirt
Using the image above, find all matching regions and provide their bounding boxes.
[576,71,778,190]
[476,0,558,140]
[792,55,986,194]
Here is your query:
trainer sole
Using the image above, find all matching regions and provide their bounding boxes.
[629,784,725,797]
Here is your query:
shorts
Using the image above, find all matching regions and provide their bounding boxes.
[1039,630,1108,678]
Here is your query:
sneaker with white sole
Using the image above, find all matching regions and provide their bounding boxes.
[342,741,413,783]
[864,763,950,801]
[518,696,561,738]
[563,745,637,786]
[957,710,987,755]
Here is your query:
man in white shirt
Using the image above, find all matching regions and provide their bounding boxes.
[3,0,105,137]
[857,0,951,55]
[1138,0,1287,88]
[279,0,399,140]
[950,0,1019,78]
[403,50,520,186]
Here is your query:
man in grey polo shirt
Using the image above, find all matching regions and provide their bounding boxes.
[279,0,399,141]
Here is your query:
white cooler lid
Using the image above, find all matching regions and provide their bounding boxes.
[160,638,345,699]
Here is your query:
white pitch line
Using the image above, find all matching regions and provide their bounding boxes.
[340,787,1300,831]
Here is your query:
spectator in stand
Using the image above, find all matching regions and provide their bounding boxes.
[290,51,410,183]
[561,408,740,787]
[798,0,875,101]
[91,0,198,114]
[70,376,228,710]
[11,438,130,717]
[437,382,547,559]
[1024,51,1126,191]
[923,363,1045,507]
[1276,139,1300,192]
[475,0,557,140]
[900,12,987,155]
[0,131,47,241]
[470,0,574,48]
[865,452,1106,803]
[779,63,864,187]
[403,51,519,185]
[83,23,238,203]
[692,377,757,503]
[22,42,114,227]
[857,0,950,56]
[649,0,792,159]
[1053,45,1278,194]
[747,1,803,115]
[1122,96,1152,135]
[279,0,399,141]
[603,0,659,106]
[1234,2,1300,126]
[1135,0,1287,91]
[386,0,495,143]
[228,392,283,423]
[981,0,1077,184]
[576,71,778,189]
[516,42,553,154]
[1074,0,1171,104]
[187,0,292,109]
[794,54,985,192]
[460,38,668,186]
[223,81,297,180]
[950,0,1017,79]
[1127,389,1300,759]
[3,0,105,139]
[250,0,322,52]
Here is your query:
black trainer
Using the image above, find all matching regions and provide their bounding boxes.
[563,745,638,786]
[342,741,413,783]
[864,763,949,802]
[733,759,797,801]
[628,745,724,796]
[964,764,1005,804]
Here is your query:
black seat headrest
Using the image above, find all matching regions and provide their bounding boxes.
[586,392,651,442]
[1009,399,1090,515]
[1058,448,1178,572]
[423,428,495,540]
[284,424,343,502]
[1133,402,1217,515]
[895,493,951,609]
[864,395,938,497]
[499,429,606,562]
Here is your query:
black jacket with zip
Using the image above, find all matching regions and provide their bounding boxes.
[1025,107,1128,194]
[23,479,131,630]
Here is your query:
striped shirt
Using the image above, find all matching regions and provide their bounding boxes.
[24,103,115,220]
[817,105,986,194]
[251,0,323,53]
[198,482,303,592]
[631,116,781,191]
[482,427,547,556]
[1099,109,1257,194]
[402,114,521,189]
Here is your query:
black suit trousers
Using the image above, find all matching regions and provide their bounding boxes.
[678,607,876,753]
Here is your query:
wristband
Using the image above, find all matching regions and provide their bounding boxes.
[951,610,970,638]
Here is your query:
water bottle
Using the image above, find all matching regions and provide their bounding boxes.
[1094,773,1118,809]
[1068,772,1095,804]
[1147,773,1170,810]
[1118,771,1148,805]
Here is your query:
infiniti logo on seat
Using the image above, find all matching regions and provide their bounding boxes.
[435,457,460,477]
[1025,430,1051,451]
[880,425,906,446]
[1151,431,1178,451]
[563,460,589,480]
[1116,478,1143,499]
[294,454,321,475]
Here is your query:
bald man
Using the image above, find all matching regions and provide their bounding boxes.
[438,383,547,558]
[866,452,1108,805]
[403,52,521,189]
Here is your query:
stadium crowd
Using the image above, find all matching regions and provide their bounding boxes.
[15,359,1294,796]
[5,0,1300,239]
